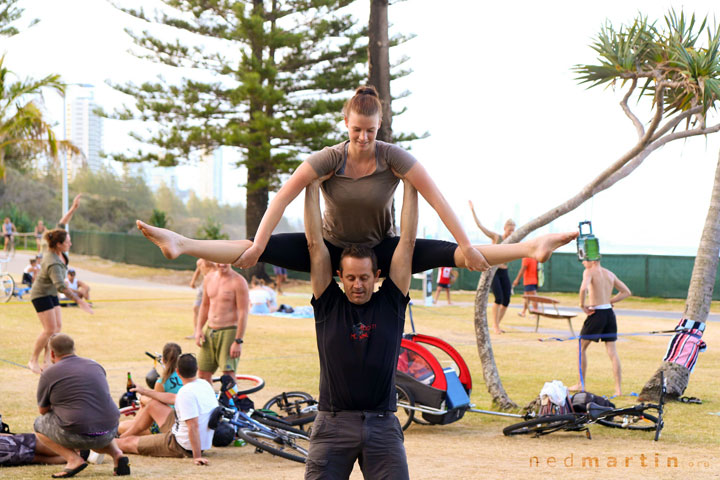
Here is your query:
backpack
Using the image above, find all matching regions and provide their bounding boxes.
[571,392,615,413]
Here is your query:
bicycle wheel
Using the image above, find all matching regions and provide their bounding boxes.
[213,374,265,395]
[262,391,315,414]
[1,274,14,303]
[237,428,309,463]
[597,412,658,431]
[251,411,310,436]
[395,384,415,431]
[503,414,579,436]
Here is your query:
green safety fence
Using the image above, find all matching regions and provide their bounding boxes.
[69,231,718,299]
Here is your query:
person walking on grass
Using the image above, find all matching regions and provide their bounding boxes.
[433,267,456,305]
[568,259,631,397]
[188,259,216,339]
[513,257,539,317]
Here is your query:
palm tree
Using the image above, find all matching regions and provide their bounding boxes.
[475,10,720,409]
[0,55,80,181]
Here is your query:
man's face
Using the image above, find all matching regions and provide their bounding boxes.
[337,256,380,305]
[216,263,231,273]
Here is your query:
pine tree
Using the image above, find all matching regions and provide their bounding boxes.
[110,1,369,237]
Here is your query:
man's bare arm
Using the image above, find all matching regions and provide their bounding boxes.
[611,274,631,305]
[230,276,249,359]
[190,266,201,288]
[185,417,209,465]
[579,269,592,314]
[195,278,211,346]
[389,179,417,295]
[305,179,332,298]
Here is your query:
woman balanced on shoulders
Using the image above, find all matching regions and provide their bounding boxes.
[137,86,576,274]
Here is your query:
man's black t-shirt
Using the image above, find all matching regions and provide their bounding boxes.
[311,277,409,412]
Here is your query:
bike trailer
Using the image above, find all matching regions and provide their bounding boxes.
[396,332,472,425]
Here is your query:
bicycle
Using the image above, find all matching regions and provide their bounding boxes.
[0,272,14,303]
[214,375,310,463]
[261,391,318,433]
[503,373,667,441]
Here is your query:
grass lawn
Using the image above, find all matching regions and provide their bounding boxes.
[1,257,718,479]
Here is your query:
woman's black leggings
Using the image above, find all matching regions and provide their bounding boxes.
[258,233,458,276]
[491,268,511,306]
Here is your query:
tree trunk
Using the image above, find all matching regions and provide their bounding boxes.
[368,0,392,143]
[474,267,517,409]
[639,149,720,401]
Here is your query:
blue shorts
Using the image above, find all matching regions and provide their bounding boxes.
[523,284,538,292]
[273,266,287,275]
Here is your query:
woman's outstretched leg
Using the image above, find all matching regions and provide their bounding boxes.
[454,231,578,268]
[136,220,252,264]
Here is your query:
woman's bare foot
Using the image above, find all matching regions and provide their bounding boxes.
[567,383,583,392]
[492,329,505,335]
[28,360,42,374]
[531,232,579,263]
[136,220,184,260]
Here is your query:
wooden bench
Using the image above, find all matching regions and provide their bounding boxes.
[524,295,578,335]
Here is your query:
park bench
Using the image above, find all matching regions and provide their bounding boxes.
[524,295,578,335]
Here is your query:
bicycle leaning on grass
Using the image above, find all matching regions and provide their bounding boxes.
[503,373,667,441]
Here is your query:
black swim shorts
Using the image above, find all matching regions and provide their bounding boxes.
[580,308,617,342]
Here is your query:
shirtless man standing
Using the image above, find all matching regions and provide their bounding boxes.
[194,263,249,383]
[188,259,216,339]
[569,260,631,396]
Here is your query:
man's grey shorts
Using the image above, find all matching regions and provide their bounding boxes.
[304,410,409,480]
[34,412,117,450]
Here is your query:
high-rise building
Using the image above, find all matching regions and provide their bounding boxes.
[197,148,223,203]
[65,90,103,176]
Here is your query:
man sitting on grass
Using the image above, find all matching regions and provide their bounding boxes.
[34,333,129,477]
[116,353,217,466]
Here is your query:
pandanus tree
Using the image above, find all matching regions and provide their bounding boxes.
[475,10,720,409]
[639,148,720,401]
[0,56,80,181]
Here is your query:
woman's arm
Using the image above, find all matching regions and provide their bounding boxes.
[404,163,489,271]
[468,200,500,242]
[235,162,319,268]
[58,194,82,226]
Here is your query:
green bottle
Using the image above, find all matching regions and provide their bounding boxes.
[233,438,246,447]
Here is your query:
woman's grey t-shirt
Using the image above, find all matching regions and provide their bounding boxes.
[30,251,68,300]
[305,140,417,248]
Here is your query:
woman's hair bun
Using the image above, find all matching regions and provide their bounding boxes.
[355,85,378,97]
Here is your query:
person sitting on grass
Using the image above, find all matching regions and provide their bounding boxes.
[116,353,217,466]
[63,269,91,302]
[118,343,183,437]
[33,333,129,477]
[1,431,66,467]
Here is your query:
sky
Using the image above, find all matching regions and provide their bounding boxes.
[2,0,719,255]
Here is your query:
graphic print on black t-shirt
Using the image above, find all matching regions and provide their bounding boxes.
[350,320,376,341]
[311,278,409,412]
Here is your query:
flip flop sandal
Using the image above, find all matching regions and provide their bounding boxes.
[51,462,88,478]
[679,396,702,404]
[114,456,131,476]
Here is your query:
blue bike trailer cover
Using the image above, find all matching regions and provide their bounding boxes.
[443,368,470,409]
